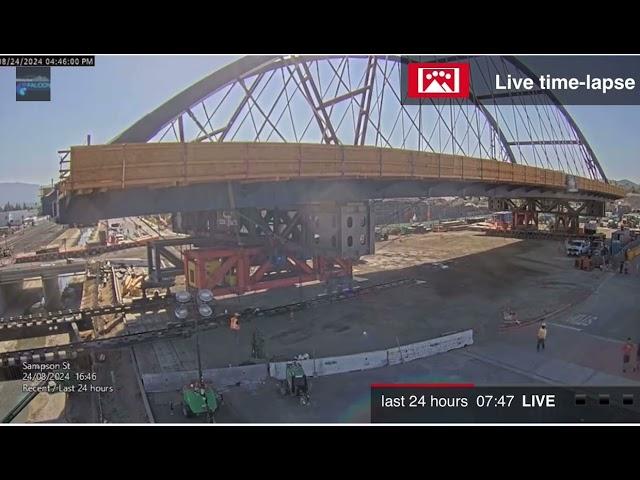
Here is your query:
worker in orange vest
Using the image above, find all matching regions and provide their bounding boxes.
[230,313,240,331]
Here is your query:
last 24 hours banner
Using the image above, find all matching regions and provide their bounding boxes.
[371,385,640,423]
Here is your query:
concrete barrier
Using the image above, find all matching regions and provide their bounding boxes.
[314,350,388,377]
[144,330,474,391]
[270,329,474,380]
[143,363,268,393]
[387,329,474,365]
[269,358,317,380]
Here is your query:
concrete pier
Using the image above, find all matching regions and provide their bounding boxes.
[0,282,22,316]
[42,276,62,311]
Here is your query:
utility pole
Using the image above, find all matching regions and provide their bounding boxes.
[193,310,213,424]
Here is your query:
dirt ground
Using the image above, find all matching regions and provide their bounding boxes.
[355,231,521,274]
[1,220,65,257]
[133,230,602,376]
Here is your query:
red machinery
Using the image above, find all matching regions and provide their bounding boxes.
[512,210,538,230]
[490,211,513,231]
[183,246,352,296]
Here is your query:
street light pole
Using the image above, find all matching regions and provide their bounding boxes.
[175,289,215,423]
[196,289,214,423]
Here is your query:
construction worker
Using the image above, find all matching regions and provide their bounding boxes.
[623,338,633,373]
[536,323,547,352]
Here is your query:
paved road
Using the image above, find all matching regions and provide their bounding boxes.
[134,237,610,374]
[148,349,539,423]
[145,249,640,423]
[1,219,65,258]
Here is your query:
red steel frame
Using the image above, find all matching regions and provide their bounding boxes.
[184,247,352,296]
[512,210,538,230]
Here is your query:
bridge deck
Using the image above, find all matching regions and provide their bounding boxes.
[61,143,624,200]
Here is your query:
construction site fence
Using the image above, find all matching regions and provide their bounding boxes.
[141,329,473,393]
[62,143,624,199]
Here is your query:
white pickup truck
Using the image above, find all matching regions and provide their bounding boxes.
[566,239,590,256]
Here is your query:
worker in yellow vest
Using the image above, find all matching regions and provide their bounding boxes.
[536,323,547,352]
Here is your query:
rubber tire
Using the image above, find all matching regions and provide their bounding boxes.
[182,403,192,418]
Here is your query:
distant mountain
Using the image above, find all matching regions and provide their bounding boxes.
[611,179,640,193]
[0,183,40,205]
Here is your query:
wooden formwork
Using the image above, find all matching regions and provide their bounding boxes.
[62,143,626,199]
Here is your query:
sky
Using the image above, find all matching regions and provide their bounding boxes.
[0,55,638,185]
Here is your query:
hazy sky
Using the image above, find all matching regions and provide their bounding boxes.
[0,55,638,185]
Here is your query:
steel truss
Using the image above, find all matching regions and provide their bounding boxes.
[492,198,605,234]
[177,205,359,296]
[107,55,607,182]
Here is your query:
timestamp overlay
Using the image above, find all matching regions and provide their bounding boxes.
[20,361,114,396]
[371,384,640,423]
[0,56,95,67]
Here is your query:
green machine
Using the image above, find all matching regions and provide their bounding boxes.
[279,362,311,406]
[182,381,223,419]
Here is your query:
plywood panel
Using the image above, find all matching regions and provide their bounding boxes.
[512,164,525,183]
[413,153,439,177]
[65,142,622,198]
[498,162,513,182]
[482,160,500,181]
[463,157,482,179]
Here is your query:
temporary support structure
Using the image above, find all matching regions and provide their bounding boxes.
[183,247,352,296]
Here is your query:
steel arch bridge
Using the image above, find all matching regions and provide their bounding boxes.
[56,55,624,224]
[111,55,606,180]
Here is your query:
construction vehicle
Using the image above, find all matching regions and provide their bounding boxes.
[279,361,311,406]
[374,226,389,241]
[181,380,223,420]
[566,239,590,256]
[489,211,513,231]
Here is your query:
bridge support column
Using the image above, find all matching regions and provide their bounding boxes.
[0,284,6,316]
[42,275,62,311]
[0,282,23,316]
